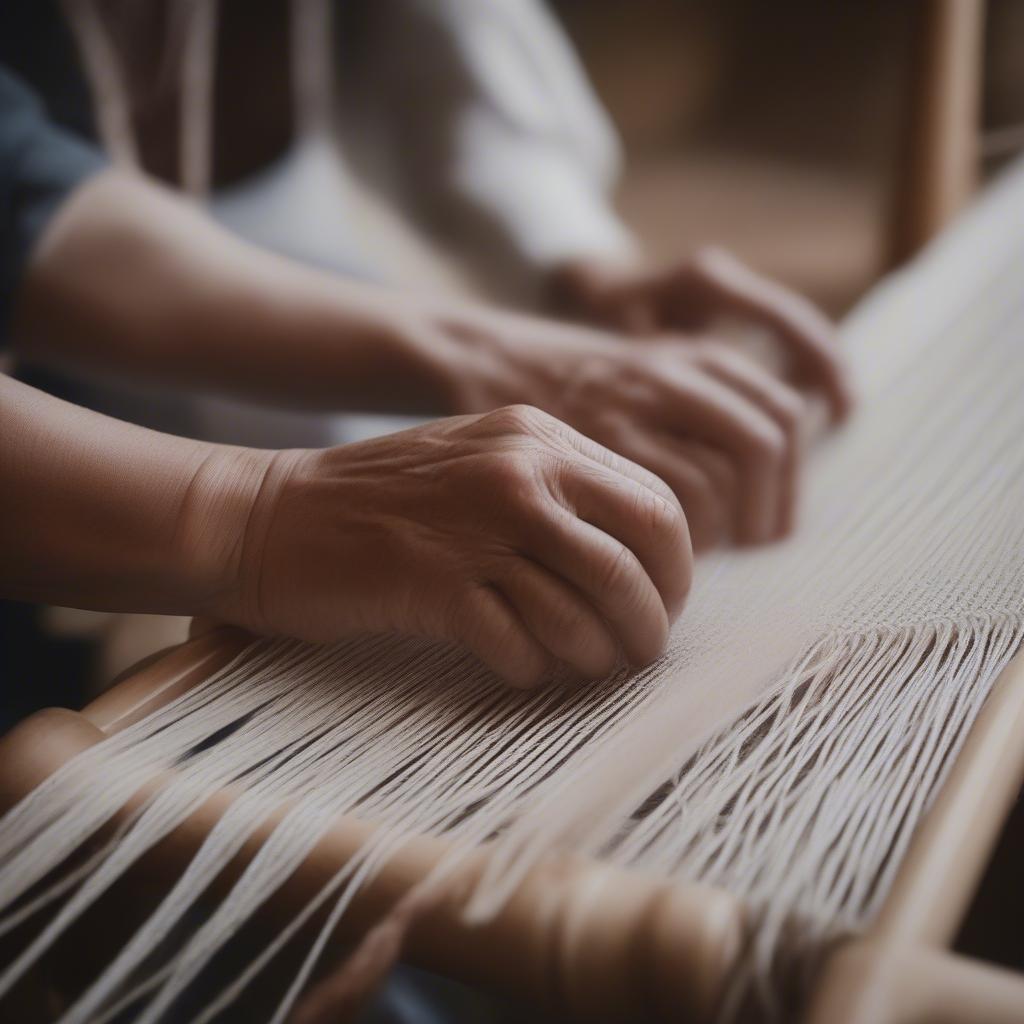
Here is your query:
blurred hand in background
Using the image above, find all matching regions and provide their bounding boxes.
[545,248,852,424]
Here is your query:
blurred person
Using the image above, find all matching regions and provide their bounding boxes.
[1,0,851,689]
[8,0,850,457]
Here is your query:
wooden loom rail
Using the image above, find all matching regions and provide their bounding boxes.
[0,628,743,1023]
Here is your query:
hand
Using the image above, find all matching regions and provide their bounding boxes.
[544,248,853,423]
[204,406,692,688]
[433,309,806,549]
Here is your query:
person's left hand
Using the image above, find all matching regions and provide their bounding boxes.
[545,248,854,424]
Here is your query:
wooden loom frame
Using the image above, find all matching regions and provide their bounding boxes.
[3,626,1024,1022]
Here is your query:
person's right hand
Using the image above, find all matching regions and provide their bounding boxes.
[203,406,692,689]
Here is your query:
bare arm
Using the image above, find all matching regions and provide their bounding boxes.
[11,168,461,416]
[0,375,691,686]
[9,167,820,550]
[0,372,263,613]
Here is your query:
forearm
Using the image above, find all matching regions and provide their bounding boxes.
[0,373,265,614]
[10,169,459,415]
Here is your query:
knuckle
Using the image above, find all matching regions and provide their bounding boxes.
[486,452,546,509]
[643,467,683,510]
[551,606,610,673]
[637,488,686,542]
[490,450,532,486]
[599,544,645,610]
[558,617,603,668]
[485,403,546,436]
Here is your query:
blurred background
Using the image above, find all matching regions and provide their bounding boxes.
[559,0,1024,311]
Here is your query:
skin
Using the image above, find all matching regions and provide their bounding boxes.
[545,249,855,424]
[0,377,688,687]
[437,313,806,548]
[4,168,851,685]
[233,406,691,687]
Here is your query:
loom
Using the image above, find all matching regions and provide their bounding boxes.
[3,153,1024,1023]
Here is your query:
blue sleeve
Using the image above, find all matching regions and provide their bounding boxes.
[0,65,107,344]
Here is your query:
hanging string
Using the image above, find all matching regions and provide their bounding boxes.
[62,0,140,168]
[179,0,219,198]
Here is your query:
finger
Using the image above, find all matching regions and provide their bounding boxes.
[521,501,674,667]
[692,345,805,537]
[453,586,554,689]
[658,366,786,545]
[557,463,692,621]
[483,404,685,519]
[587,402,739,544]
[610,433,730,552]
[497,560,621,680]
[676,249,854,422]
[671,439,740,541]
[557,420,686,517]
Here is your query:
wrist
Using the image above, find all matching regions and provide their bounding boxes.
[421,302,626,417]
[281,282,472,417]
[417,306,542,415]
[542,257,626,312]
[173,443,283,626]
[542,256,657,335]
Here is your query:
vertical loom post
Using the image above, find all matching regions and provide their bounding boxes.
[803,941,1024,1024]
[886,0,985,266]
[804,649,1024,1023]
